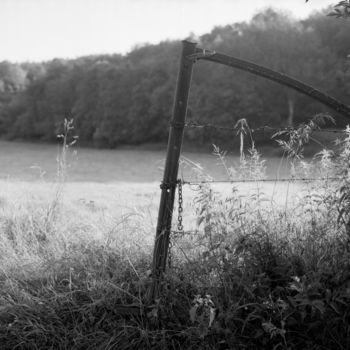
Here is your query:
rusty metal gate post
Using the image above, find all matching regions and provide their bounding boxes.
[147,40,197,302]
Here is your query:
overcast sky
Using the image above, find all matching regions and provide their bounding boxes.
[0,0,334,62]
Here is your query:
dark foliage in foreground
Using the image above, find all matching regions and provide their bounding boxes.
[0,233,349,350]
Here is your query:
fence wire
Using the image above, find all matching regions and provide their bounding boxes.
[170,120,347,184]
[173,121,347,134]
[181,177,340,185]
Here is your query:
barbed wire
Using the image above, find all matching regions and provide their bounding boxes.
[171,121,347,134]
[181,177,340,185]
[160,176,341,191]
[167,121,346,185]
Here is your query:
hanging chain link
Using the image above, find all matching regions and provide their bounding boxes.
[177,179,184,233]
[168,179,184,268]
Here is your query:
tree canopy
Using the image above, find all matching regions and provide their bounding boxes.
[0,8,349,148]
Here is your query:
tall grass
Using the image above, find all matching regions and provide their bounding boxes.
[0,117,349,349]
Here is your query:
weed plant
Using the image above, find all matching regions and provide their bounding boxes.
[0,117,350,349]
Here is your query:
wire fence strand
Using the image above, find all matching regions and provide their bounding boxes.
[172,121,347,134]
[181,177,340,185]
[169,121,347,185]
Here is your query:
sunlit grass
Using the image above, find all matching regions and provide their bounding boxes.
[0,118,349,349]
[0,172,348,349]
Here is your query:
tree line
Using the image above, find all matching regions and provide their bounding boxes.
[0,7,349,148]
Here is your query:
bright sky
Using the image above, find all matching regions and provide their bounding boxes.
[0,0,334,62]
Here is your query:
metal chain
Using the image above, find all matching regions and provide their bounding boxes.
[177,179,184,233]
[168,179,184,268]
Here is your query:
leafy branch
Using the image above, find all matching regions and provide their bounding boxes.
[329,1,350,18]
[306,0,350,18]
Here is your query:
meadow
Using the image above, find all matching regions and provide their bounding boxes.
[0,139,303,223]
[0,139,306,239]
[0,127,349,349]
[0,140,293,182]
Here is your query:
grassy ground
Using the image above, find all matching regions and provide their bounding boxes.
[0,140,293,182]
[0,175,348,349]
[0,139,306,246]
[0,138,349,349]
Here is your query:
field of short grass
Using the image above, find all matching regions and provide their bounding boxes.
[0,140,295,182]
[0,139,303,229]
[0,139,308,236]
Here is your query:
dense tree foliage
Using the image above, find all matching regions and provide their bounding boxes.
[0,8,349,147]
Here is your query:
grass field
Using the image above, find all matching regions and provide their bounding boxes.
[0,139,317,245]
[0,138,349,349]
[0,139,307,231]
[0,140,295,182]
